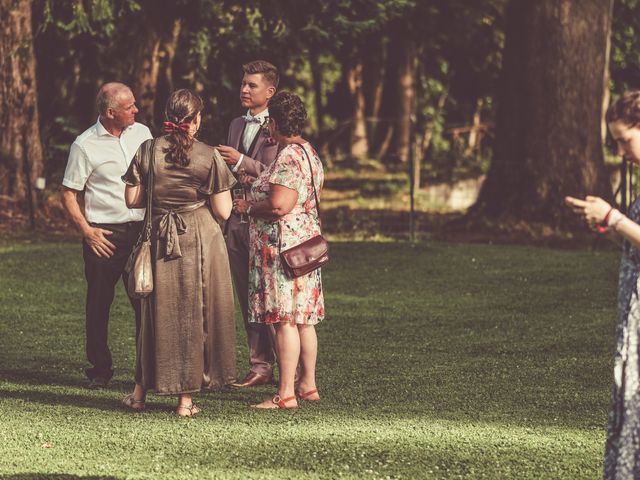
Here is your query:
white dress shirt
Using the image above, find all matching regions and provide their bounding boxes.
[62,119,152,224]
[234,108,269,172]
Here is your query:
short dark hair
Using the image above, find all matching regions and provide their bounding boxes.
[606,91,640,126]
[242,60,279,88]
[268,92,307,137]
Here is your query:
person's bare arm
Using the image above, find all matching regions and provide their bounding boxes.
[566,195,640,248]
[233,183,298,220]
[61,187,115,257]
[609,214,640,248]
[125,184,146,209]
[210,190,233,221]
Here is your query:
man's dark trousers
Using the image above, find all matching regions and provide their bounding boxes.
[82,221,142,381]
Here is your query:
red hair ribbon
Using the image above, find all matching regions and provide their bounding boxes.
[163,121,191,134]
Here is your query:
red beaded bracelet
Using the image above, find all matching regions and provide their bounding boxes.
[597,207,615,233]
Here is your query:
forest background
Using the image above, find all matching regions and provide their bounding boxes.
[1,0,639,239]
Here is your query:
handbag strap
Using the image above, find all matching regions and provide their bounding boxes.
[293,143,321,221]
[141,138,158,242]
[277,143,322,254]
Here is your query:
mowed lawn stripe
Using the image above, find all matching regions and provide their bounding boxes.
[0,240,618,479]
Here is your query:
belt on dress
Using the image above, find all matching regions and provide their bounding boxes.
[154,201,206,259]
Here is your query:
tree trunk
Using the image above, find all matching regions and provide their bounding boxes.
[467,98,483,155]
[154,18,182,125]
[473,0,613,228]
[363,35,386,148]
[132,6,182,134]
[396,34,416,164]
[133,21,162,131]
[0,0,44,203]
[163,18,182,95]
[602,24,612,144]
[348,57,369,158]
[376,125,394,162]
[419,89,449,173]
[376,32,401,163]
[309,50,324,136]
[367,51,386,124]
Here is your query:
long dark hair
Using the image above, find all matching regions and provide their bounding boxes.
[163,89,203,167]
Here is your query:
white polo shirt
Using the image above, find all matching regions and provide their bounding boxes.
[62,119,152,224]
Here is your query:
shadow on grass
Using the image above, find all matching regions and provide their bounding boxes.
[0,387,128,412]
[0,369,88,389]
[0,476,117,480]
[0,380,268,413]
[0,368,144,393]
[0,387,217,415]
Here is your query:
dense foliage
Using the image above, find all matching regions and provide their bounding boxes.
[31,0,507,186]
[3,0,639,203]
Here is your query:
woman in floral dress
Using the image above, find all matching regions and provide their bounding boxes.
[234,92,324,409]
[567,91,640,478]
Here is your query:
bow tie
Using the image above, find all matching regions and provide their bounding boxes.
[242,114,262,124]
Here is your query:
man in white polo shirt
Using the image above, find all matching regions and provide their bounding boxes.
[62,82,152,389]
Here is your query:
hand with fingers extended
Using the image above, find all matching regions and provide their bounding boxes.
[565,195,613,230]
[216,145,242,166]
[83,226,116,258]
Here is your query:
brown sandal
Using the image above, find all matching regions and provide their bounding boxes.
[122,394,146,411]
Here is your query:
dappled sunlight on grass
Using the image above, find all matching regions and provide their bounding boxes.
[0,240,619,478]
[0,375,605,479]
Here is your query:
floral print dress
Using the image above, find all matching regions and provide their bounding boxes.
[248,142,325,325]
[605,196,640,479]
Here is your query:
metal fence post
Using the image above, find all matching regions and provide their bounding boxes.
[409,114,417,242]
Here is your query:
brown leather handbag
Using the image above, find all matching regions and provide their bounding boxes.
[125,139,157,298]
[280,144,329,278]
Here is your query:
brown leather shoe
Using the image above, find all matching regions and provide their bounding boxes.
[231,371,274,388]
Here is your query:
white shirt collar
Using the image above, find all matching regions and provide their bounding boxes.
[246,108,269,121]
[96,117,134,137]
[96,118,111,136]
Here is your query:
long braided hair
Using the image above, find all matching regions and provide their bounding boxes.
[163,89,203,168]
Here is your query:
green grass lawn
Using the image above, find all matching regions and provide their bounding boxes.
[0,239,620,479]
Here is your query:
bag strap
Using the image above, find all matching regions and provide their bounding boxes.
[278,143,322,254]
[141,138,158,242]
[293,143,321,220]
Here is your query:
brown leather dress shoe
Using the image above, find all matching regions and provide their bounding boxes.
[230,371,274,388]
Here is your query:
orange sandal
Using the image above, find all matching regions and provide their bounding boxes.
[252,394,298,409]
[297,389,320,401]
